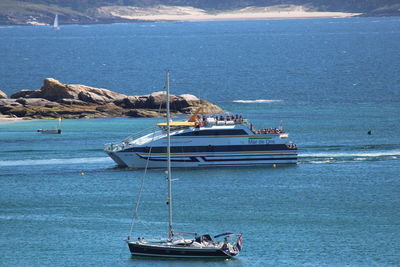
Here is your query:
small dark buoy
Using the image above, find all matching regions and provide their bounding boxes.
[368,130,372,135]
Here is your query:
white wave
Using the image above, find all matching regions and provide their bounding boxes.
[308,160,333,164]
[0,157,113,167]
[300,150,400,158]
[232,99,283,103]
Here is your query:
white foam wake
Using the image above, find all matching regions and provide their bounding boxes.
[0,157,113,167]
[232,99,283,103]
[300,150,400,158]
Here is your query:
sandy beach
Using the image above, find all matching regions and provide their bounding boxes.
[121,12,360,21]
[0,115,27,123]
[96,5,361,22]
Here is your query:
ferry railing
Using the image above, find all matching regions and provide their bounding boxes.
[104,126,161,152]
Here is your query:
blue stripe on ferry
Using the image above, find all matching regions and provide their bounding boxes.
[123,144,295,153]
[201,157,297,162]
[137,154,297,162]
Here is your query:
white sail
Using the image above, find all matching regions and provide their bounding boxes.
[53,14,59,29]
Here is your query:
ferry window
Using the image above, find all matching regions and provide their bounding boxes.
[175,130,247,136]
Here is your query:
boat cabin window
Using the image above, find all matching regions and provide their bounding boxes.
[175,129,248,136]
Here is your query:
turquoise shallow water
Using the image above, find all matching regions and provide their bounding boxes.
[1,17,400,266]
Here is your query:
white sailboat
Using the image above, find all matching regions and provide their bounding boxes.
[53,14,60,29]
[125,71,242,258]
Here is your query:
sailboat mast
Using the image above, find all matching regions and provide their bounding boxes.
[166,70,173,241]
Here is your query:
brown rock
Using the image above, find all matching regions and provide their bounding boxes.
[5,78,222,119]
[194,100,223,114]
[179,94,200,102]
[77,88,124,104]
[16,98,60,108]
[114,96,139,109]
[6,107,27,117]
[147,91,172,108]
[62,81,126,104]
[114,91,223,114]
[39,78,80,101]
[11,90,36,99]
[125,109,162,118]
[135,96,150,108]
[0,99,23,107]
[58,98,91,106]
[172,94,200,110]
[0,90,7,99]
[84,85,126,102]
[115,95,153,109]
[11,78,127,104]
[0,99,23,114]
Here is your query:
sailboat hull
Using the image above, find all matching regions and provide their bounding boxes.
[37,129,61,134]
[127,242,236,258]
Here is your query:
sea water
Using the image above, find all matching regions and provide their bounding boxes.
[0,17,400,266]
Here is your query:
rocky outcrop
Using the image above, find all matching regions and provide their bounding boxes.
[11,78,127,104]
[0,99,23,114]
[124,109,163,118]
[1,78,223,119]
[15,98,60,108]
[0,90,7,99]
[10,90,35,99]
[113,91,221,114]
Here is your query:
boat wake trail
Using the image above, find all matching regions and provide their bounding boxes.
[299,150,400,164]
[0,157,113,167]
[232,99,283,103]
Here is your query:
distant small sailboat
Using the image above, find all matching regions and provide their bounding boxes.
[53,14,60,29]
[37,118,62,134]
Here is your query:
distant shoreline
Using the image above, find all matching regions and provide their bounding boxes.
[2,2,400,26]
[115,11,360,22]
[0,4,364,26]
[0,12,361,27]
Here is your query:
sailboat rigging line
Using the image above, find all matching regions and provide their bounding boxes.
[128,91,166,240]
[128,145,152,238]
[166,70,174,241]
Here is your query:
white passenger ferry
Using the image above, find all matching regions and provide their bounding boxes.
[104,110,297,168]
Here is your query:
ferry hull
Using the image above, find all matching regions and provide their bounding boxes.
[107,150,297,168]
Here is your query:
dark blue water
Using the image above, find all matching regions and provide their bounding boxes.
[1,17,400,266]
